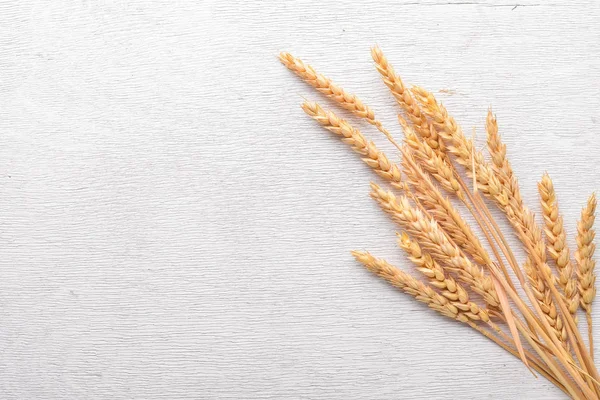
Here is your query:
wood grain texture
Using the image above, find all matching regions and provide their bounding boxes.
[1,1,599,398]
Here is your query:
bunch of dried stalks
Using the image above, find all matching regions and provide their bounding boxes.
[280,48,598,399]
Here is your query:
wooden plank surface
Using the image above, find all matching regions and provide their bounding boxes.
[1,1,599,398]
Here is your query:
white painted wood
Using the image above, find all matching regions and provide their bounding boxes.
[1,1,599,398]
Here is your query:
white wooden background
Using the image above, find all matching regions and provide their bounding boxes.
[1,1,599,399]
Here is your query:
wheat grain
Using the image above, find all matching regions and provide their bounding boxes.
[539,173,579,317]
[412,90,567,344]
[577,193,597,361]
[577,194,597,312]
[370,47,445,153]
[482,149,569,347]
[352,250,490,323]
[402,121,464,200]
[485,109,525,215]
[486,110,506,172]
[398,232,491,321]
[401,147,492,266]
[411,85,486,169]
[398,85,570,351]
[522,258,568,345]
[280,52,395,142]
[505,203,569,345]
[301,101,405,190]
[369,183,499,308]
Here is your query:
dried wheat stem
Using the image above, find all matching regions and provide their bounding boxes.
[353,249,579,394]
[398,92,520,281]
[301,101,405,190]
[398,92,515,273]
[539,173,579,318]
[421,100,569,346]
[400,115,518,287]
[468,319,570,397]
[484,113,549,282]
[516,221,600,395]
[505,204,569,345]
[283,50,600,395]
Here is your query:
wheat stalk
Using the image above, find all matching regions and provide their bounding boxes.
[353,248,575,396]
[410,87,569,346]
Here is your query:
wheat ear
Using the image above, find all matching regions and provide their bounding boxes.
[280,52,395,143]
[401,119,464,200]
[411,85,486,169]
[370,47,444,153]
[538,173,579,317]
[352,250,491,324]
[504,203,569,345]
[369,183,499,308]
[301,102,404,190]
[485,109,526,221]
[398,232,492,321]
[577,193,597,313]
[401,147,492,266]
[577,193,597,360]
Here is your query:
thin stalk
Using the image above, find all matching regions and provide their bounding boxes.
[461,196,515,290]
[476,244,591,398]
[468,321,568,396]
[514,319,588,400]
[588,312,595,361]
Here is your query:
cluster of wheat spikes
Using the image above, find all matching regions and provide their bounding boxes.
[280,48,598,399]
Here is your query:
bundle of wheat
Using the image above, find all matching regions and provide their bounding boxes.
[280,48,598,399]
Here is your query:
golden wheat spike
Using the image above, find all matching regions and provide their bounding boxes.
[370,47,444,153]
[280,52,396,144]
[538,173,579,318]
[352,250,489,323]
[301,101,404,190]
[577,193,597,312]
